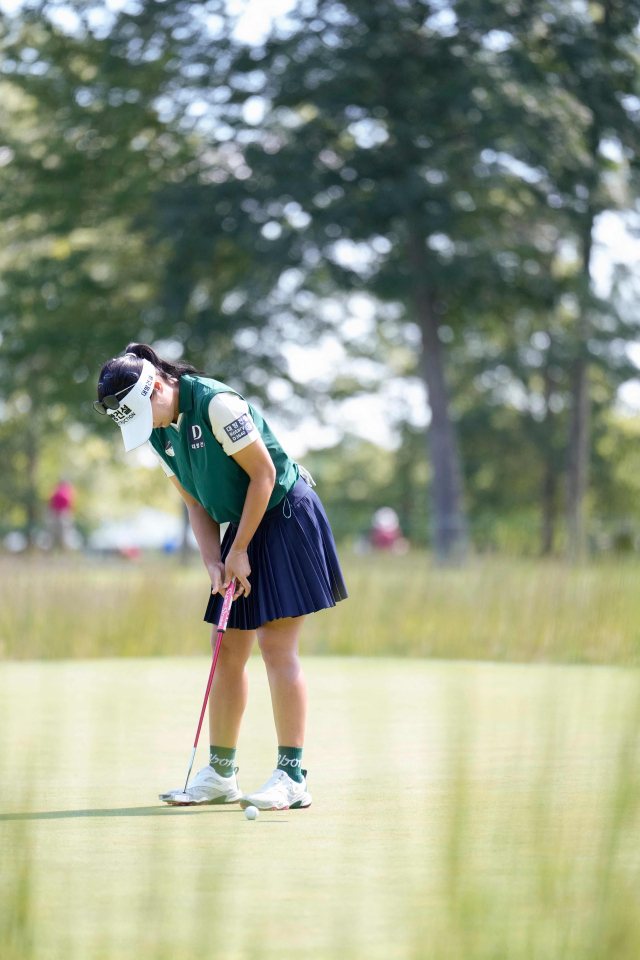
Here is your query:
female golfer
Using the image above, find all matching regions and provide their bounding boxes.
[94,343,347,810]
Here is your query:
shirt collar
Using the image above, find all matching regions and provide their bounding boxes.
[178,375,194,414]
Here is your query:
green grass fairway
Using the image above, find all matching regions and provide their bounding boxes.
[1,657,640,960]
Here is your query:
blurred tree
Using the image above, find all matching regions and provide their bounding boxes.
[2,0,640,561]
[0,1,345,537]
[452,295,635,555]
[129,0,590,561]
[515,0,640,558]
[0,9,181,537]
[98,0,640,560]
[303,427,430,545]
[593,411,640,524]
[0,5,280,537]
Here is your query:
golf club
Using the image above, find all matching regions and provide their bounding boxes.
[161,578,236,805]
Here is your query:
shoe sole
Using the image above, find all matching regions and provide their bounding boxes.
[160,793,242,806]
[239,797,312,811]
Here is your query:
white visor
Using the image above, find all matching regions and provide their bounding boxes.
[106,358,156,452]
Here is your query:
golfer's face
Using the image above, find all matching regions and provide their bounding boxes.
[150,380,175,429]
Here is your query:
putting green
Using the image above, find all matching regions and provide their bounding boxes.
[1,657,639,960]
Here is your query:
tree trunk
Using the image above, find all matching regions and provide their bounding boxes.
[409,234,467,562]
[25,421,39,548]
[541,462,556,556]
[566,355,590,560]
[565,216,593,562]
[541,366,556,556]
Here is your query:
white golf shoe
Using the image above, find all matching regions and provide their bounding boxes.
[159,765,242,806]
[240,769,312,811]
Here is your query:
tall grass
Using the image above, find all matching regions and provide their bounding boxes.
[1,660,639,959]
[413,703,640,960]
[3,553,640,664]
[0,823,34,960]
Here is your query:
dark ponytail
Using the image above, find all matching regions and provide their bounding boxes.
[96,343,207,403]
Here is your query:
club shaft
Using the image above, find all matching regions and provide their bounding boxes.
[182,579,236,792]
[183,746,197,794]
[192,626,224,750]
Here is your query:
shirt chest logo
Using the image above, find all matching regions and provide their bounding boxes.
[189,424,205,450]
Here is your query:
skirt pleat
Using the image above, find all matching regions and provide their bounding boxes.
[204,478,348,630]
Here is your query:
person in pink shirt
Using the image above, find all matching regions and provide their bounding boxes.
[49,480,76,549]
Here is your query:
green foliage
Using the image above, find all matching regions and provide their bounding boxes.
[2,2,640,552]
[139,0,640,553]
[304,426,430,543]
[0,11,277,534]
[0,11,181,534]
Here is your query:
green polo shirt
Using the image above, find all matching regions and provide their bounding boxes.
[148,375,299,523]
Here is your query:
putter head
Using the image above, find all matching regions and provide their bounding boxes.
[160,791,193,805]
[171,792,192,804]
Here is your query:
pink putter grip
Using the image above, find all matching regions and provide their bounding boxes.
[218,579,236,633]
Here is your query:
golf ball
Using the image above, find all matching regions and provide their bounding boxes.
[244,805,259,820]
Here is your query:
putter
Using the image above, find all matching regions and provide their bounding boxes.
[161,578,237,805]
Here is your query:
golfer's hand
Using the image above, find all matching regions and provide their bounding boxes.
[223,550,251,599]
[207,561,226,596]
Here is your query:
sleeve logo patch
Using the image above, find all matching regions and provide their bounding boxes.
[164,441,175,457]
[189,424,205,450]
[224,414,255,444]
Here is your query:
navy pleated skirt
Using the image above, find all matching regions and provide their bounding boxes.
[204,478,348,630]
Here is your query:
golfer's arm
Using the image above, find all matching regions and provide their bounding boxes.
[169,475,221,567]
[230,437,276,552]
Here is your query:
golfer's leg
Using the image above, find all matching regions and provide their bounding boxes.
[208,627,256,747]
[257,617,307,747]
